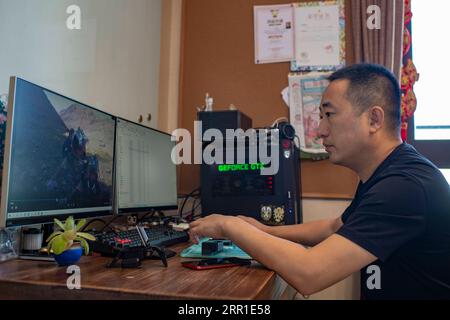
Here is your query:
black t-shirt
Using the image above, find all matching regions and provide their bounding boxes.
[336,143,450,300]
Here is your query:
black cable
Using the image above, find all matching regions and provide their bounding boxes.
[138,209,156,223]
[100,215,121,232]
[80,218,106,232]
[178,187,200,219]
[180,193,200,220]
[177,191,200,200]
[185,197,201,222]
[192,212,202,220]
[190,204,203,220]
[190,197,197,219]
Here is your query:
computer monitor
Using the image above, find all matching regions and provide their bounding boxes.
[115,118,177,214]
[0,77,116,228]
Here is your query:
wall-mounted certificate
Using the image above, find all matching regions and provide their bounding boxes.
[291,0,345,72]
[254,4,295,64]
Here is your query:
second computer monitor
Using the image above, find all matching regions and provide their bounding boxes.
[115,118,178,214]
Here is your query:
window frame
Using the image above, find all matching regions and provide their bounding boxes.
[407,117,450,168]
[407,1,450,170]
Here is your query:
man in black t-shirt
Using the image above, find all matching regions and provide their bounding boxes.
[189,64,450,299]
[336,142,450,299]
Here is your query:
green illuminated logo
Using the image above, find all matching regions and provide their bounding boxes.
[217,163,265,172]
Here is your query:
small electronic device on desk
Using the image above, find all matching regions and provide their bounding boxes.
[181,238,252,260]
[201,239,232,255]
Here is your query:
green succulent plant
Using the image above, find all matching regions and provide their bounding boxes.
[46,216,96,255]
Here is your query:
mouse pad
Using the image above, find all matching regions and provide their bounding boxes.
[180,238,252,260]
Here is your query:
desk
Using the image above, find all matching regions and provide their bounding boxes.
[0,243,296,300]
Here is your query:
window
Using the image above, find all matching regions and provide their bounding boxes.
[408,1,450,183]
[440,169,450,186]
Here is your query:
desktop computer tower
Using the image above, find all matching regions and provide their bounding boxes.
[200,129,302,225]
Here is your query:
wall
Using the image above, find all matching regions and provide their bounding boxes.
[178,0,359,197]
[0,0,161,128]
[158,0,183,133]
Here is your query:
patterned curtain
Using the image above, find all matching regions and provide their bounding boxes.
[400,0,419,141]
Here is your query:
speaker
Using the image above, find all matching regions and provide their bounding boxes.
[197,110,252,138]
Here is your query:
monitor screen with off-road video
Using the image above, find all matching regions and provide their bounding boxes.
[0,77,116,227]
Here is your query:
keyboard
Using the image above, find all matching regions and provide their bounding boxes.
[91,224,189,255]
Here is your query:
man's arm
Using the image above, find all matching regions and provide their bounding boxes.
[238,215,343,247]
[189,215,376,296]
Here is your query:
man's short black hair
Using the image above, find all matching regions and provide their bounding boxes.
[328,63,401,135]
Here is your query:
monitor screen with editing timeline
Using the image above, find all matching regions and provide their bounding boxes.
[0,77,116,228]
[115,118,178,214]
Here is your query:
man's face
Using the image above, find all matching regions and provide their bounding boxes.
[318,80,370,167]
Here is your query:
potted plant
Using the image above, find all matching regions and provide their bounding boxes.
[46,216,96,266]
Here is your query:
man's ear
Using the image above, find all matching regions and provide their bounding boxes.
[368,106,384,133]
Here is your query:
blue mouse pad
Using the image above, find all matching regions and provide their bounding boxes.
[180,238,252,260]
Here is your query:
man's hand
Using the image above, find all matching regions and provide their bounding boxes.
[237,215,270,233]
[188,214,237,244]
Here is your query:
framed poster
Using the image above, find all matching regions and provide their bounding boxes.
[288,72,332,154]
[291,0,345,72]
[254,4,295,64]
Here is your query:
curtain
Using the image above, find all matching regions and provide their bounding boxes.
[351,0,419,140]
[351,0,405,78]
